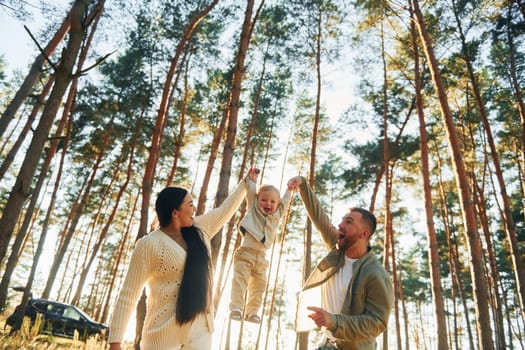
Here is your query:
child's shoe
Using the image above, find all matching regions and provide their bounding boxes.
[245,314,261,323]
[230,309,242,321]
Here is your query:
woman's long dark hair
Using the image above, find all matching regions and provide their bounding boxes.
[156,187,212,325]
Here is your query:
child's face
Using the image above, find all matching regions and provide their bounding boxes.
[257,189,280,215]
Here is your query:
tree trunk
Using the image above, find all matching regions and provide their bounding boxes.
[411,1,494,348]
[505,4,525,327]
[211,0,258,265]
[167,55,191,185]
[88,251,107,319]
[239,53,267,177]
[0,0,103,139]
[101,191,139,323]
[435,144,475,350]
[0,76,54,180]
[214,54,267,309]
[134,3,219,346]
[0,13,70,139]
[5,113,70,331]
[196,105,229,215]
[453,0,525,327]
[410,4,448,348]
[76,98,143,312]
[46,3,105,305]
[0,0,89,268]
[299,6,323,350]
[3,0,89,330]
[0,76,69,311]
[504,4,525,226]
[138,0,219,238]
[70,147,133,305]
[398,266,410,350]
[379,16,397,349]
[42,148,104,299]
[472,170,507,349]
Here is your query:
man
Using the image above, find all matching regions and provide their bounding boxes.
[288,176,393,350]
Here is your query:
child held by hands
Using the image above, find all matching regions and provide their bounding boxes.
[229,169,292,323]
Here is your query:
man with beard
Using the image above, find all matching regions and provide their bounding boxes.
[287,176,393,350]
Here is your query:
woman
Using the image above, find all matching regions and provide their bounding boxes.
[108,168,258,350]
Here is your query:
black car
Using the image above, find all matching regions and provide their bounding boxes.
[6,297,109,341]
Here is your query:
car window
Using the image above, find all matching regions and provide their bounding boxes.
[33,301,48,312]
[47,303,64,316]
[72,306,96,322]
[63,307,82,321]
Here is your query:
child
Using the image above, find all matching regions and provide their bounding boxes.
[229,172,292,323]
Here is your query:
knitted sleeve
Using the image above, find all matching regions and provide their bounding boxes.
[108,237,151,344]
[279,189,293,218]
[245,178,256,209]
[194,180,248,239]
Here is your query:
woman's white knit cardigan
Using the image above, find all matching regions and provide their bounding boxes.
[108,181,248,349]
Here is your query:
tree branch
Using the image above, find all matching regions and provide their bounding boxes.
[76,50,116,76]
[24,25,58,71]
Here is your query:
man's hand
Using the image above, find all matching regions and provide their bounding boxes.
[307,306,334,329]
[109,343,121,350]
[287,176,302,191]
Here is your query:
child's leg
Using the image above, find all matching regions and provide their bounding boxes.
[245,255,269,316]
[230,248,256,312]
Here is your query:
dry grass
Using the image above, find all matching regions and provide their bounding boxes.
[0,312,109,350]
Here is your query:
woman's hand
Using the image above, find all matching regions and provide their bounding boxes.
[247,167,260,183]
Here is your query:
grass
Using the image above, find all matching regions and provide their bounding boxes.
[0,312,110,350]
